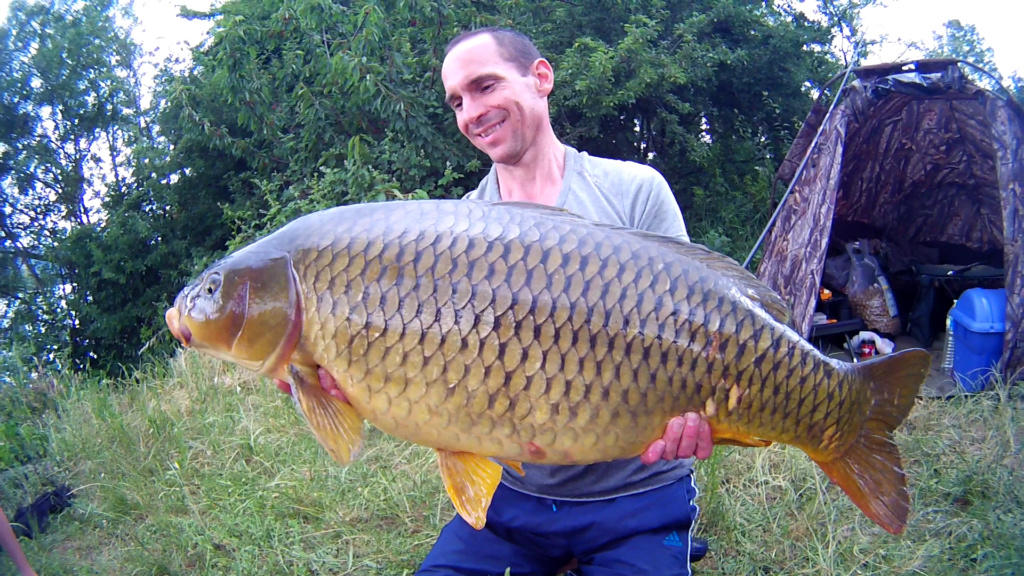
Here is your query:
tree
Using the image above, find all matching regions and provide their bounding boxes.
[519,0,838,256]
[925,20,1004,90]
[156,0,482,247]
[1010,75,1024,104]
[811,0,880,67]
[157,0,838,259]
[3,0,854,374]
[0,0,145,371]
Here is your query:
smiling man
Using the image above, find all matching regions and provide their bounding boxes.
[416,27,715,576]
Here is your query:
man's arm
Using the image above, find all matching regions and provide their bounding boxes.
[1,506,37,576]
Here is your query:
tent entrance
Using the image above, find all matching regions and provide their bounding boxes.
[755,59,1022,381]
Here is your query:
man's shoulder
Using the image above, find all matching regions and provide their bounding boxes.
[574,148,664,183]
[462,165,499,201]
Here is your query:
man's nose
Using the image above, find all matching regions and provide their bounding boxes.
[461,96,486,124]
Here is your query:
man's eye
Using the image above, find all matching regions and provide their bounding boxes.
[481,83,494,93]
[452,101,463,111]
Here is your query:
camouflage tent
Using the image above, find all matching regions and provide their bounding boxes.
[756,59,1022,378]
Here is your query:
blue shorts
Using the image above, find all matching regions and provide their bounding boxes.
[417,474,700,576]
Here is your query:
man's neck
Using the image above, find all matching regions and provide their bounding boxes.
[494,133,566,206]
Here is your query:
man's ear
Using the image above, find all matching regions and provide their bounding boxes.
[531,58,554,97]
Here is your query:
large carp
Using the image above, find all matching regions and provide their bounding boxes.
[165,200,929,534]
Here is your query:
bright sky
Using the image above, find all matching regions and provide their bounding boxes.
[132,0,214,62]
[0,0,1021,80]
[858,0,1023,77]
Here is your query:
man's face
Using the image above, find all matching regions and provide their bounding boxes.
[441,34,551,166]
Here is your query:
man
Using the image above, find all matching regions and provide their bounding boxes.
[279,27,714,575]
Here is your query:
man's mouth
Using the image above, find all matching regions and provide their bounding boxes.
[476,120,505,140]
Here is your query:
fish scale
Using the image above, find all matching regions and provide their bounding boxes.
[167,199,929,534]
[289,201,808,460]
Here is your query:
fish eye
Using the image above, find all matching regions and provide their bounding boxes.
[204,273,222,296]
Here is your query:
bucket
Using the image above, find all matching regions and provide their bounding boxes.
[949,288,1006,393]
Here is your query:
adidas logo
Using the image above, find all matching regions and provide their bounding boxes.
[663,531,684,548]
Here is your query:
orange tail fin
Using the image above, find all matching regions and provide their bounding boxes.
[814,348,931,534]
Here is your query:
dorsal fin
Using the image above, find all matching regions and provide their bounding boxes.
[486,200,793,327]
[492,200,572,214]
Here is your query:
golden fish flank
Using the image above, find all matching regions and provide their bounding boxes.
[166,199,930,534]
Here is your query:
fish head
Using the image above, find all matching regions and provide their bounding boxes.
[166,248,302,379]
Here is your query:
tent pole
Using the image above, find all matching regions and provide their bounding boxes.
[742,59,858,271]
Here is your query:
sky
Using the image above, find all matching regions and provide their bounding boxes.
[131,0,215,63]
[0,0,1021,80]
[857,0,1023,77]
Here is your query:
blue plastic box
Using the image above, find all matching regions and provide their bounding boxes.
[949,288,1006,393]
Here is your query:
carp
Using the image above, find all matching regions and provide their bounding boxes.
[165,200,929,534]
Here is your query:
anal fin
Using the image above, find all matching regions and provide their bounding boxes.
[499,459,525,476]
[289,365,364,465]
[712,428,773,448]
[436,450,503,530]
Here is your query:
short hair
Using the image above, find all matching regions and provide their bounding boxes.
[445,27,544,76]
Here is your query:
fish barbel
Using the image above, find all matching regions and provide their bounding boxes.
[165,199,929,533]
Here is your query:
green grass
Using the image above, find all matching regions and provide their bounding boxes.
[2,352,1022,575]
[696,378,1024,575]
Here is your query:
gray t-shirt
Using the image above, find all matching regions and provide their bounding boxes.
[463,145,694,500]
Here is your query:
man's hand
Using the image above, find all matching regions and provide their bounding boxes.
[640,412,713,465]
[273,367,349,403]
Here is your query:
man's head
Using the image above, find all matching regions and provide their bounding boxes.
[441,28,555,166]
[445,27,542,76]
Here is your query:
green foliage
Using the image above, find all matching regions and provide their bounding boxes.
[160,0,480,237]
[3,0,852,372]
[926,20,999,72]
[812,0,881,66]
[0,0,147,372]
[925,19,1006,92]
[533,0,836,259]
[222,142,460,251]
[0,364,58,470]
[167,0,837,262]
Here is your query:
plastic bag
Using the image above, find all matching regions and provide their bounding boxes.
[823,253,852,291]
[849,331,896,356]
[844,240,900,334]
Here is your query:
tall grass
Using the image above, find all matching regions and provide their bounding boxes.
[3,352,1022,575]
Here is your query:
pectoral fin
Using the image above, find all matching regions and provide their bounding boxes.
[436,450,503,530]
[289,365,364,465]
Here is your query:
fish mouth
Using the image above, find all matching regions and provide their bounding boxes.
[165,307,191,346]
